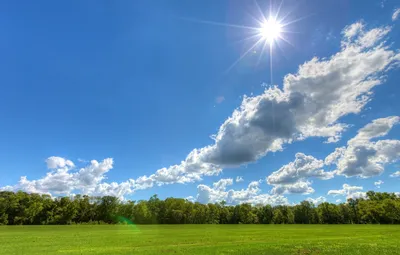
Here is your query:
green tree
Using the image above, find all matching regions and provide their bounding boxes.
[272,208,284,224]
[1,191,400,225]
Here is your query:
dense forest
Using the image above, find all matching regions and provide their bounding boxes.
[1,191,399,225]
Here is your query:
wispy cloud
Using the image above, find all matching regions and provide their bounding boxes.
[390,171,400,177]
[392,8,400,21]
[374,180,384,188]
[236,176,244,183]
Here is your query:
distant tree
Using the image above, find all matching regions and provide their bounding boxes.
[318,203,341,224]
[1,191,400,225]
[260,205,273,224]
[238,204,257,224]
[97,196,119,223]
[134,200,151,224]
[272,208,284,224]
[294,201,313,224]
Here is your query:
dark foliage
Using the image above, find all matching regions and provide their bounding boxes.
[1,191,399,225]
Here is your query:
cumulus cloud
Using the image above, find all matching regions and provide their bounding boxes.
[392,8,400,21]
[267,153,332,185]
[1,157,134,200]
[306,196,327,205]
[342,22,364,40]
[374,180,384,188]
[324,147,347,165]
[128,149,222,190]
[133,20,399,188]
[76,159,114,192]
[195,179,288,205]
[212,178,233,191]
[267,153,333,194]
[46,156,74,170]
[91,179,135,199]
[236,176,244,182]
[270,181,315,195]
[325,116,400,178]
[328,184,366,200]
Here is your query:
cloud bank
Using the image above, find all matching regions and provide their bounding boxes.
[196,179,288,205]
[1,157,135,199]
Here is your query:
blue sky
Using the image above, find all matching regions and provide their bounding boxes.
[1,0,400,205]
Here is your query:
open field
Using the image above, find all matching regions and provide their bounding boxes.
[1,225,400,255]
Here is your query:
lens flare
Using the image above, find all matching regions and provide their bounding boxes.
[116,216,141,232]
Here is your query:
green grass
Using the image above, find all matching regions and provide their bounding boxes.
[1,225,400,255]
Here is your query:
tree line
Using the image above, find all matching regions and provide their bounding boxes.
[0,191,399,225]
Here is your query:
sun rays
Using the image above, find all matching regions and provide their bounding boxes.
[180,1,305,82]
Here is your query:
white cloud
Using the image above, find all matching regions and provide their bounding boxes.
[306,196,326,205]
[328,184,362,196]
[342,22,364,40]
[185,196,196,202]
[348,192,368,200]
[95,21,400,192]
[270,181,315,195]
[0,185,15,192]
[374,180,384,188]
[268,153,332,184]
[236,176,244,182]
[324,147,346,165]
[195,179,288,205]
[130,149,222,190]
[267,153,333,194]
[392,8,400,21]
[1,157,134,200]
[328,184,366,200]
[390,171,400,177]
[76,159,114,192]
[142,20,399,187]
[336,199,342,203]
[91,179,135,200]
[46,156,74,170]
[198,21,397,168]
[326,116,400,178]
[350,116,399,143]
[212,178,233,191]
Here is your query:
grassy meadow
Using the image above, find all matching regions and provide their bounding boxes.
[1,225,400,255]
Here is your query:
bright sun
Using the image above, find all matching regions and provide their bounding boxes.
[259,18,282,42]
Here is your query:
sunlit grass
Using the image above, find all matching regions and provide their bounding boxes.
[1,225,400,254]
